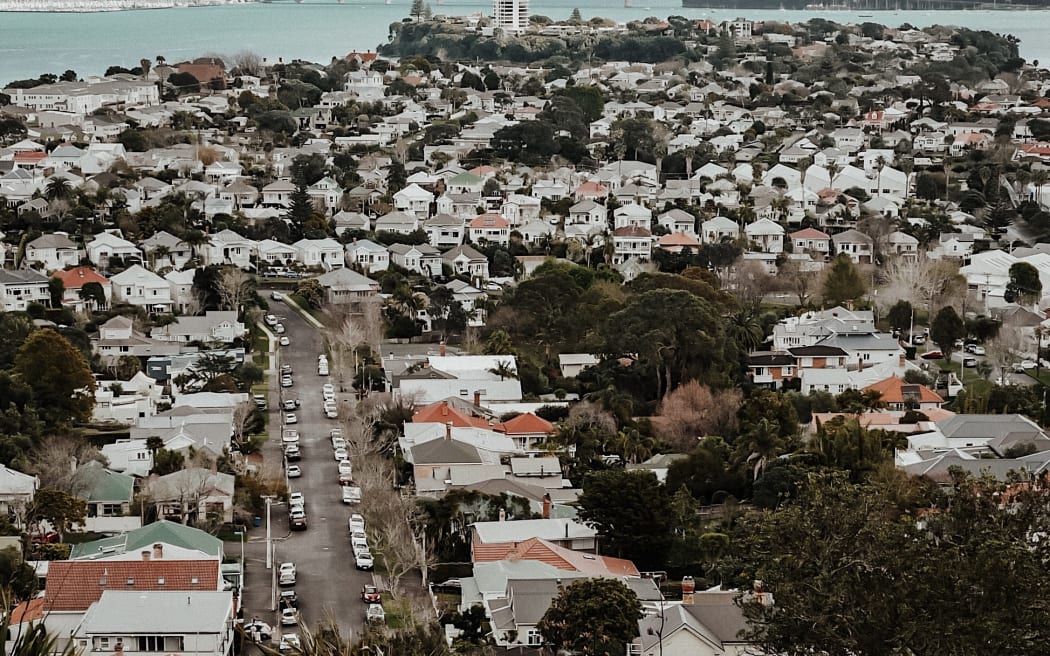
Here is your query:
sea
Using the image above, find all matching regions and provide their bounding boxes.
[0,0,1048,85]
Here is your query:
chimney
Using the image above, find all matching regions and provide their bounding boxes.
[140,550,151,561]
[152,543,163,560]
[439,341,446,356]
[441,402,448,417]
[498,508,506,522]
[445,421,452,441]
[473,390,481,407]
[542,493,551,519]
[114,643,124,655]
[858,357,863,372]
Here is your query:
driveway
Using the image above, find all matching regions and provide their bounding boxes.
[240,293,370,644]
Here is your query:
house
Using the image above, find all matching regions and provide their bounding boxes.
[375,211,420,235]
[307,176,343,212]
[393,183,434,218]
[499,413,556,452]
[93,372,160,425]
[0,269,53,311]
[93,315,182,364]
[630,590,760,656]
[68,518,224,561]
[151,311,246,344]
[86,232,142,270]
[701,216,740,244]
[294,238,344,270]
[25,233,78,271]
[444,245,490,281]
[884,231,919,261]
[72,461,137,533]
[658,209,697,236]
[200,230,254,269]
[0,465,36,525]
[165,269,197,314]
[72,591,234,656]
[468,213,511,246]
[345,239,390,274]
[658,232,702,254]
[790,227,831,256]
[141,231,193,271]
[261,179,295,207]
[256,239,300,268]
[389,243,442,277]
[558,353,599,378]
[145,468,235,523]
[832,229,874,264]
[110,265,173,313]
[865,375,944,411]
[744,218,784,253]
[612,226,653,264]
[52,266,112,311]
[568,200,607,227]
[424,214,465,248]
[315,267,381,304]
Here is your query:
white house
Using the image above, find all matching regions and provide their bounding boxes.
[612,226,653,264]
[0,270,51,311]
[256,239,299,268]
[744,218,784,253]
[444,245,490,281]
[151,311,246,344]
[424,214,465,248]
[701,216,740,244]
[86,232,142,269]
[393,183,434,219]
[294,238,344,270]
[110,265,173,312]
[832,229,874,264]
[200,230,254,269]
[25,233,78,271]
[389,243,442,278]
[345,239,390,274]
[468,213,511,246]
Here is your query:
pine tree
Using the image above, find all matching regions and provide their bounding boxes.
[570,7,582,21]
[409,0,425,21]
[285,183,315,240]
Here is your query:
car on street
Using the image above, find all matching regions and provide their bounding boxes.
[285,413,298,425]
[289,492,305,508]
[280,607,299,627]
[366,604,385,623]
[281,364,293,375]
[911,334,926,345]
[264,314,278,326]
[275,323,286,334]
[289,509,308,531]
[334,447,348,461]
[973,345,986,356]
[282,430,299,445]
[338,473,354,486]
[286,464,302,478]
[279,563,296,585]
[325,406,339,419]
[963,357,978,368]
[352,536,369,557]
[342,486,360,504]
[244,620,273,642]
[338,460,353,476]
[349,514,365,533]
[279,590,298,608]
[271,291,283,301]
[362,584,381,603]
[281,376,293,388]
[279,634,301,652]
[355,551,374,570]
[921,350,944,360]
[283,399,300,411]
[331,437,346,451]
[284,444,301,461]
[322,383,335,396]
[280,336,290,347]
[253,394,267,410]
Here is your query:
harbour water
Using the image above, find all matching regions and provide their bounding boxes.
[0,0,1047,85]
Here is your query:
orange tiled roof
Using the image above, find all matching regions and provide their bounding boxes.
[9,597,46,624]
[44,559,220,611]
[575,182,609,196]
[790,227,830,239]
[412,401,492,429]
[864,375,943,404]
[473,537,639,577]
[469,213,510,229]
[52,266,110,289]
[657,232,700,247]
[499,412,554,436]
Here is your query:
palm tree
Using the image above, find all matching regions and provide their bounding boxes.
[44,177,73,202]
[488,361,517,381]
[727,304,763,353]
[1031,169,1048,209]
[826,161,841,190]
[738,418,783,481]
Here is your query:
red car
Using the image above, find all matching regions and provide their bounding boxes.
[362,585,381,603]
[921,350,944,360]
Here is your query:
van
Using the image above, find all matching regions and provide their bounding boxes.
[318,363,329,376]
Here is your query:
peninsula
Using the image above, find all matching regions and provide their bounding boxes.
[0,0,249,11]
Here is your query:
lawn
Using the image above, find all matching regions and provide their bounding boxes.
[380,596,413,629]
[285,293,328,326]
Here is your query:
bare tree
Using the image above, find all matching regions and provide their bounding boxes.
[878,257,964,319]
[779,257,818,307]
[29,436,106,496]
[985,323,1024,383]
[655,381,742,451]
[732,258,782,306]
[231,401,254,447]
[216,266,254,313]
[230,51,263,77]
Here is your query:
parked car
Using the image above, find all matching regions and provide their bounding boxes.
[338,460,353,476]
[286,464,302,478]
[271,291,283,301]
[285,413,298,425]
[289,492,305,508]
[963,357,978,368]
[289,510,308,531]
[264,314,278,326]
[355,551,374,571]
[279,634,301,652]
[279,590,298,609]
[282,430,299,445]
[973,345,986,356]
[911,334,926,345]
[366,604,385,623]
[253,394,267,410]
[283,399,300,411]
[362,585,381,603]
[280,336,291,347]
[342,486,360,504]
[284,444,301,461]
[280,607,298,627]
[349,514,366,533]
[244,620,273,642]
[334,447,348,461]
[325,406,339,420]
[281,376,293,388]
[921,350,944,360]
[322,383,335,396]
[331,437,346,451]
[352,536,369,557]
[279,563,296,585]
[275,323,286,335]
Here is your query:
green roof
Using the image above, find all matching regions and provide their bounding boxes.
[70,520,223,560]
[448,172,484,186]
[76,462,134,503]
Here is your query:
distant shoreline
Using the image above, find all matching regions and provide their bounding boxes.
[0,0,250,12]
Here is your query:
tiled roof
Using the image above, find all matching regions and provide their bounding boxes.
[790,227,830,239]
[52,266,109,289]
[44,559,220,611]
[413,401,491,429]
[472,537,638,577]
[864,375,943,404]
[499,413,554,436]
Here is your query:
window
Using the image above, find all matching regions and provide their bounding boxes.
[526,630,543,646]
[101,503,122,517]
[137,636,183,652]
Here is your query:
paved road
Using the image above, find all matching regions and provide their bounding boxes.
[240,294,370,645]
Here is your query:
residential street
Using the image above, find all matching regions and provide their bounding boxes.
[240,294,369,645]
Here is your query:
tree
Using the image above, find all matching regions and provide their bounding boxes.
[295,278,324,308]
[577,469,673,570]
[570,7,582,21]
[886,299,913,335]
[930,306,965,360]
[537,578,643,656]
[656,381,741,451]
[47,277,64,309]
[284,183,316,239]
[409,0,425,21]
[0,546,38,601]
[216,266,254,314]
[28,488,86,541]
[44,177,73,202]
[821,254,866,306]
[79,281,107,310]
[729,473,1050,656]
[1006,261,1042,306]
[14,329,94,427]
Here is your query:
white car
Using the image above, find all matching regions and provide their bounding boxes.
[281,376,293,388]
[348,514,365,533]
[244,620,273,642]
[355,551,374,570]
[285,413,298,425]
[338,460,353,476]
[282,430,299,445]
[342,486,358,504]
[352,536,369,557]
[264,314,278,326]
[279,634,301,652]
[973,345,986,356]
[325,406,339,420]
[366,603,385,623]
[279,562,296,585]
[271,291,283,301]
[331,437,346,451]
[280,607,298,627]
[289,492,305,508]
[275,323,286,335]
[287,464,302,478]
[280,336,290,347]
[322,383,335,396]
[334,447,348,461]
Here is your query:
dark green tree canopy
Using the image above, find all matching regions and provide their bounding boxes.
[1005,261,1042,305]
[537,578,643,656]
